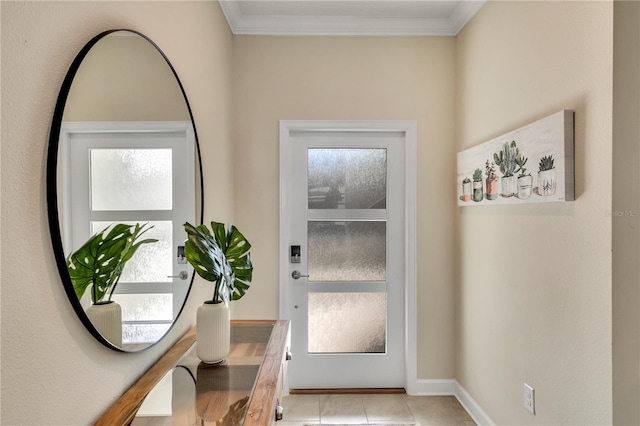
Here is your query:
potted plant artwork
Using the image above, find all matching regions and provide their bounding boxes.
[183,221,253,364]
[485,160,499,200]
[516,154,532,199]
[493,141,522,198]
[66,223,157,346]
[461,177,472,202]
[472,169,483,202]
[538,155,556,196]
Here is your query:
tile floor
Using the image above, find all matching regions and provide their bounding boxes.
[279,393,476,425]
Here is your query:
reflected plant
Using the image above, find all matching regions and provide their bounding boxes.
[67,223,157,304]
[184,221,253,304]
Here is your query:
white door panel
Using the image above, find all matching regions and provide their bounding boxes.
[280,123,414,389]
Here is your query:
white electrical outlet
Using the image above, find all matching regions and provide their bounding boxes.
[524,383,535,414]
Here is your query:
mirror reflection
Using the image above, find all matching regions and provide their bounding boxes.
[50,30,201,351]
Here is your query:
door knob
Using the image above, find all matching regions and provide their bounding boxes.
[291,270,309,280]
[167,271,189,280]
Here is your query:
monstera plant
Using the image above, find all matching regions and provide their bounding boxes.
[67,223,157,304]
[183,221,253,304]
[184,221,253,363]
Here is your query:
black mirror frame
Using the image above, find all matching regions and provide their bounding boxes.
[46,29,204,352]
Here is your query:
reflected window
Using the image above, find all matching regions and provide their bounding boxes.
[91,149,172,211]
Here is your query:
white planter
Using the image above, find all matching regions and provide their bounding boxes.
[517,175,533,199]
[500,175,517,198]
[461,181,472,201]
[86,301,122,347]
[537,168,557,196]
[197,302,230,364]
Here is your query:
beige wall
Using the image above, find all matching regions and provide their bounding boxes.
[456,1,613,424]
[0,2,233,424]
[612,1,640,424]
[231,36,458,379]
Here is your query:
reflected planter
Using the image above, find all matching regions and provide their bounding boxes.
[196,363,254,424]
[197,301,230,364]
[86,301,122,347]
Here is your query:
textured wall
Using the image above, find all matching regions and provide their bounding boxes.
[0,2,233,424]
[231,36,458,379]
[456,1,613,424]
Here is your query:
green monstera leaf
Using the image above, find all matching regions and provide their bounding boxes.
[184,221,253,304]
[66,223,157,304]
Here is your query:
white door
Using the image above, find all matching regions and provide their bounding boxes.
[62,121,195,346]
[280,121,415,389]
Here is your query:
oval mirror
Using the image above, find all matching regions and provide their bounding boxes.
[47,29,202,352]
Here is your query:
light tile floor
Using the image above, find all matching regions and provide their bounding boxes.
[279,393,476,425]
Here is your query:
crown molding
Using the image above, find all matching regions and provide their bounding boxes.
[219,1,485,37]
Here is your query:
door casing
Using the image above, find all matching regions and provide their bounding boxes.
[279,120,418,392]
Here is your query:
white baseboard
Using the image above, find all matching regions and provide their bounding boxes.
[409,379,494,426]
[454,381,495,426]
[411,379,457,395]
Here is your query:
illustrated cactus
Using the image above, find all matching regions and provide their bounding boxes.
[516,154,529,177]
[493,141,521,178]
[462,177,471,184]
[472,169,483,182]
[538,155,555,171]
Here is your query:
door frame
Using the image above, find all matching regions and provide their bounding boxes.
[279,120,417,392]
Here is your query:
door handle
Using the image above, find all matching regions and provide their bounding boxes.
[291,270,309,280]
[167,271,189,280]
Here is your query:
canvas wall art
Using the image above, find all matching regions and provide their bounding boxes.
[457,110,574,206]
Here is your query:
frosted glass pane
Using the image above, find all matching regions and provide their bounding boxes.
[92,221,172,282]
[308,221,386,282]
[117,294,173,321]
[91,149,172,211]
[308,292,386,353]
[123,323,171,344]
[308,149,386,209]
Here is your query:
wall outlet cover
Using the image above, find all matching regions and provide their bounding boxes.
[524,383,535,415]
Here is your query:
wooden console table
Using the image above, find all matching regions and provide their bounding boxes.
[95,320,291,426]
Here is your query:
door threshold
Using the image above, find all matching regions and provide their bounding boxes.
[290,388,406,395]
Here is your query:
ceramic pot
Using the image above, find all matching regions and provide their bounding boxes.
[517,175,533,199]
[461,181,472,202]
[86,301,122,347]
[197,301,230,364]
[472,180,483,202]
[537,168,556,196]
[485,177,499,200]
[500,175,516,198]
